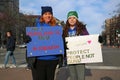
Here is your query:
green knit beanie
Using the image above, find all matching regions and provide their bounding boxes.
[67,11,78,19]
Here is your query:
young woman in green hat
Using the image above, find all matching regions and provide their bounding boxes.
[63,11,89,80]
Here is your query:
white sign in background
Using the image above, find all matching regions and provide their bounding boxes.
[66,34,103,64]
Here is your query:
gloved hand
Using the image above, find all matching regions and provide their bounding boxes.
[25,35,32,43]
[65,41,69,50]
[98,35,103,43]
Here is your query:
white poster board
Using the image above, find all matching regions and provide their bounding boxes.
[66,34,103,64]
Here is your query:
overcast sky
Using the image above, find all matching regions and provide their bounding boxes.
[19,0,120,34]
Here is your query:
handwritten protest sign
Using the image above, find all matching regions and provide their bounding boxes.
[26,26,64,57]
[66,34,103,64]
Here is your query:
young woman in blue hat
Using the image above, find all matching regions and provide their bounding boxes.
[63,11,89,80]
[32,6,60,80]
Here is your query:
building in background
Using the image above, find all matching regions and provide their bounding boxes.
[103,14,120,48]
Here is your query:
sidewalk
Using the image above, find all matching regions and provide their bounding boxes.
[0,66,120,80]
[0,68,32,80]
[85,69,120,80]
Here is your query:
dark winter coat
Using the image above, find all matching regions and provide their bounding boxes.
[6,36,15,51]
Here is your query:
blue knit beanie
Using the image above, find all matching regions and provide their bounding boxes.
[41,6,53,15]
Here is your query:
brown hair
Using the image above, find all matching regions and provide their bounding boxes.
[40,16,56,26]
[6,30,13,36]
[63,19,86,37]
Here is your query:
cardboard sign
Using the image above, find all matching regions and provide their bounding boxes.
[66,34,103,64]
[26,26,64,57]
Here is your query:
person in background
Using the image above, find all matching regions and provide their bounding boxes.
[29,6,61,80]
[63,11,89,80]
[3,30,16,68]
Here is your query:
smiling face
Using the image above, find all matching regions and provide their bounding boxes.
[68,16,77,27]
[42,12,52,23]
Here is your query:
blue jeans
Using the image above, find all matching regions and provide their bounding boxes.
[4,51,16,67]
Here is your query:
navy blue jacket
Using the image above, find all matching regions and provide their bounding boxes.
[6,36,15,51]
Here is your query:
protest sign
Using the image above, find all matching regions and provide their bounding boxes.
[66,34,103,64]
[26,26,64,57]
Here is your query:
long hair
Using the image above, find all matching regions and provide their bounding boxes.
[40,16,56,26]
[63,19,86,37]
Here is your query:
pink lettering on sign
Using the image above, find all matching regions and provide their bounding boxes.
[32,45,59,51]
[27,31,60,37]
[27,32,42,36]
[33,47,37,51]
[44,31,54,35]
[56,31,61,35]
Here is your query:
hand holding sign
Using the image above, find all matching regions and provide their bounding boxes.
[24,35,32,43]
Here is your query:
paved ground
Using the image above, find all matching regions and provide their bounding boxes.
[85,69,120,80]
[0,68,32,80]
[0,67,120,80]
